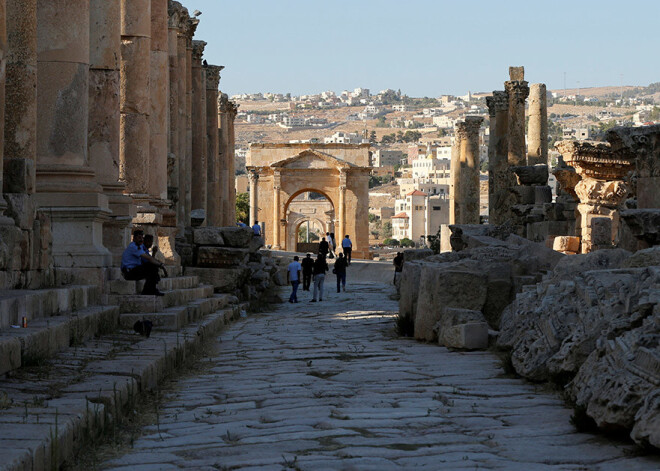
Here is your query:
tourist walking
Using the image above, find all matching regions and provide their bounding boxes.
[393,251,404,285]
[311,255,328,302]
[326,232,335,259]
[341,235,353,265]
[301,253,314,291]
[318,237,329,258]
[287,256,302,303]
[333,253,348,292]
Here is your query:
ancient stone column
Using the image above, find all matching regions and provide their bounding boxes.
[205,65,222,226]
[528,83,548,166]
[149,0,169,205]
[218,92,238,226]
[461,116,483,224]
[272,170,281,249]
[190,40,207,218]
[175,11,189,230]
[338,170,347,239]
[36,0,112,270]
[4,0,37,200]
[120,0,157,231]
[167,2,182,210]
[504,67,529,166]
[89,0,135,264]
[487,91,510,225]
[556,140,634,253]
[449,128,461,224]
[247,170,259,228]
[184,21,196,227]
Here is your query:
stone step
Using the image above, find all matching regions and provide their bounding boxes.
[119,305,189,331]
[108,275,200,295]
[0,300,246,471]
[0,305,119,376]
[106,284,215,313]
[0,285,100,330]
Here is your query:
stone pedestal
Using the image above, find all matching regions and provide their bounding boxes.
[191,40,207,219]
[528,83,548,166]
[36,0,111,269]
[205,65,222,226]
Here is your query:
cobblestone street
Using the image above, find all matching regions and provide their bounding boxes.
[103,281,659,470]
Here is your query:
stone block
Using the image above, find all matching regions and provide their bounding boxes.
[591,217,612,247]
[184,267,250,293]
[637,176,660,209]
[249,236,264,253]
[403,248,433,262]
[534,185,553,204]
[512,164,548,185]
[437,308,489,350]
[511,185,535,205]
[218,227,253,248]
[414,266,487,341]
[196,247,249,268]
[509,66,524,81]
[4,193,35,230]
[553,236,580,253]
[193,226,225,246]
[109,279,137,295]
[3,157,35,194]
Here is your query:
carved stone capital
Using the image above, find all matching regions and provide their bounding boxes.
[575,177,629,207]
[192,40,206,62]
[492,90,509,112]
[556,140,635,180]
[247,171,259,182]
[455,116,482,139]
[504,80,530,103]
[485,96,496,117]
[168,1,186,29]
[204,65,224,90]
[606,124,660,178]
[218,93,238,116]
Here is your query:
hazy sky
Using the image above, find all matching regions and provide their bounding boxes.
[185,0,659,97]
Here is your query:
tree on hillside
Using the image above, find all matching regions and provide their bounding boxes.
[369,130,377,144]
[236,192,249,223]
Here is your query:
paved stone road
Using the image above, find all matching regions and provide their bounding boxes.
[103,281,659,470]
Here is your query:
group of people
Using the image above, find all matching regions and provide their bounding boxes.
[286,234,354,303]
[120,230,169,296]
[237,220,262,237]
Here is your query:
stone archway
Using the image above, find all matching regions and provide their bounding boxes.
[284,189,335,251]
[246,143,371,258]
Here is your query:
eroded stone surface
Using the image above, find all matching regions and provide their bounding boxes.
[103,281,659,469]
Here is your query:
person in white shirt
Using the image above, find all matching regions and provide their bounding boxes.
[341,235,353,265]
[252,221,262,236]
[326,232,335,259]
[286,256,302,303]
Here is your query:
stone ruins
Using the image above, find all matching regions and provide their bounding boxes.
[398,67,660,449]
[0,2,290,469]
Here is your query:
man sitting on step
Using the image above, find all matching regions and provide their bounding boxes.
[121,230,167,296]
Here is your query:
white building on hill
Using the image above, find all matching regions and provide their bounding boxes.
[391,190,449,244]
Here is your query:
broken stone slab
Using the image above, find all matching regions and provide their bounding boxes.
[436,308,489,350]
[511,164,549,185]
[397,261,423,324]
[414,263,487,341]
[590,217,613,247]
[216,227,253,248]
[402,248,433,262]
[623,246,660,268]
[553,236,580,253]
[620,209,660,246]
[534,185,553,204]
[196,247,249,268]
[193,227,225,246]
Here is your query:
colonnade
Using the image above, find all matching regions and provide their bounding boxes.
[0,0,238,288]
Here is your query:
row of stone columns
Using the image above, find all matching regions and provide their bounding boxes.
[0,0,237,288]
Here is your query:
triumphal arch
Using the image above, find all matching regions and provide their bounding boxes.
[246,143,371,258]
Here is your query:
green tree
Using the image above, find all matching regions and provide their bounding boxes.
[383,238,399,246]
[235,192,249,223]
[380,221,392,239]
[400,238,414,247]
[369,130,377,143]
[376,116,387,127]
[368,213,378,223]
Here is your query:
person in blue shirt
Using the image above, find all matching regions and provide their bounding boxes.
[237,220,247,227]
[252,221,262,236]
[121,230,167,296]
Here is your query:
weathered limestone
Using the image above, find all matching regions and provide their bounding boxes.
[149,0,169,205]
[487,91,511,226]
[556,140,634,252]
[218,93,238,226]
[247,143,371,258]
[190,40,207,219]
[527,83,548,165]
[504,67,529,167]
[175,10,189,230]
[449,131,460,225]
[35,0,111,270]
[450,117,483,225]
[184,18,196,227]
[204,65,222,226]
[166,1,182,209]
[247,169,259,227]
[88,0,135,265]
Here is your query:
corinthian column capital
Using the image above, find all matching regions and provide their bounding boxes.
[505,80,530,104]
[204,65,224,91]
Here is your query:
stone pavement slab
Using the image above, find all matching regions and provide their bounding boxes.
[102,281,660,470]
